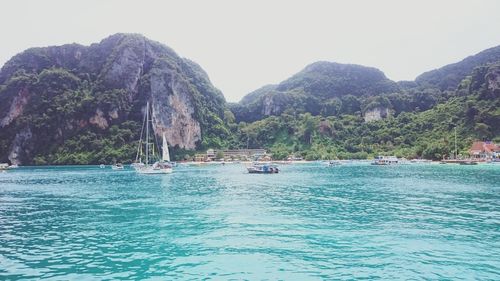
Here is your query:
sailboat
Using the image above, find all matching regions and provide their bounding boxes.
[134,102,173,174]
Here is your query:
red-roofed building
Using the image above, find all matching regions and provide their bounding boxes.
[469,141,500,160]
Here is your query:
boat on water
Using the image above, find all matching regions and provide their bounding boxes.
[7,164,19,169]
[247,163,279,174]
[111,163,124,170]
[130,162,144,168]
[371,156,399,165]
[134,102,173,174]
[0,163,9,170]
[459,161,478,165]
[326,160,342,166]
[410,159,432,164]
[99,164,105,169]
[440,159,480,165]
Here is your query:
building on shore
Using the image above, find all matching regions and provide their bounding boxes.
[469,141,500,161]
[194,154,206,162]
[206,149,268,161]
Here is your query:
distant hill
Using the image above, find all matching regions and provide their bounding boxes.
[234,45,500,123]
[231,62,500,160]
[275,62,400,98]
[229,45,500,160]
[415,45,500,91]
[233,62,400,122]
[239,84,278,105]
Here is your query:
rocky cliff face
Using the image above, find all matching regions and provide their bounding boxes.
[486,64,500,93]
[149,59,202,148]
[0,86,29,128]
[363,107,390,122]
[0,33,227,164]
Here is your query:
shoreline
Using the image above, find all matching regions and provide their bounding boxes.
[4,159,498,168]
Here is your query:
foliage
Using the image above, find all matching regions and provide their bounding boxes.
[231,63,500,160]
[416,45,500,90]
[233,62,400,122]
[0,33,230,165]
[1,36,499,165]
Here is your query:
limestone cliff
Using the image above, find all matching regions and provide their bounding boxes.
[485,63,500,93]
[363,107,390,122]
[0,33,227,164]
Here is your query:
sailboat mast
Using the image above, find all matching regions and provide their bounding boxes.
[162,133,170,162]
[146,102,149,166]
[135,106,147,163]
[454,127,457,159]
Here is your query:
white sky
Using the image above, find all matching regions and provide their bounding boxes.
[1,0,499,102]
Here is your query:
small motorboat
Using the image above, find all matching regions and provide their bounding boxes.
[327,160,341,166]
[371,156,399,165]
[99,164,105,169]
[135,161,173,174]
[131,162,144,169]
[247,163,279,174]
[459,161,478,165]
[111,163,124,170]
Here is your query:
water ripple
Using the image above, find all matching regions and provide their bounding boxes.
[0,163,499,279]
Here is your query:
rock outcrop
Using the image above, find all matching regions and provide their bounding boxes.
[0,86,30,128]
[8,128,33,165]
[363,107,390,122]
[486,64,500,93]
[149,60,201,149]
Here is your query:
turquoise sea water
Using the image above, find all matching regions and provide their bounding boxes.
[0,163,499,280]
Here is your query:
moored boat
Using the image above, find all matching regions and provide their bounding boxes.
[440,159,480,164]
[371,156,398,165]
[111,163,124,170]
[327,160,342,166]
[134,102,173,174]
[130,162,144,169]
[247,163,279,174]
[459,161,478,165]
[410,159,432,164]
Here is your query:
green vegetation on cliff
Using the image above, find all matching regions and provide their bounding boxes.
[229,62,500,161]
[416,45,500,91]
[231,62,400,122]
[0,35,499,164]
[0,34,230,165]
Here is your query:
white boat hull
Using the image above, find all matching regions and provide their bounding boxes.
[136,167,173,174]
[134,102,174,175]
[247,163,279,174]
